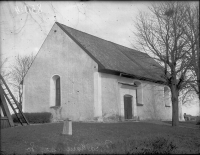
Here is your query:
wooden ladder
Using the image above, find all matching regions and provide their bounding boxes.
[0,74,29,126]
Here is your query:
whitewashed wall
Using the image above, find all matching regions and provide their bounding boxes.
[23,23,98,121]
[100,73,172,121]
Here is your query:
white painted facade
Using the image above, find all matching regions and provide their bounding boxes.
[99,73,172,121]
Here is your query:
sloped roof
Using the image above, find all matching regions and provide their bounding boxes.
[56,22,166,84]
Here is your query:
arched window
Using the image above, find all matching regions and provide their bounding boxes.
[50,75,61,107]
[134,81,143,106]
[164,86,170,107]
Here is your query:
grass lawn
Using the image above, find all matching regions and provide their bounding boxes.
[1,121,200,154]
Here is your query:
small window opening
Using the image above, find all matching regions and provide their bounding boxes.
[50,75,61,107]
[134,81,143,106]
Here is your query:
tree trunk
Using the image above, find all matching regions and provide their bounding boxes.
[198,70,200,116]
[171,84,179,126]
[198,35,200,116]
[199,98,200,117]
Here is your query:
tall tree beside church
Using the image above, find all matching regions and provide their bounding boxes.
[134,2,193,126]
[182,4,199,114]
[10,54,35,110]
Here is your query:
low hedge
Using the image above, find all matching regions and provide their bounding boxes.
[12,112,52,124]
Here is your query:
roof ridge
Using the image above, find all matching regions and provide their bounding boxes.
[56,22,146,55]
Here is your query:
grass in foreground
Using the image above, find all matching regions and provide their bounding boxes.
[1,122,200,154]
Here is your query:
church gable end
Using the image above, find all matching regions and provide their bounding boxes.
[23,23,98,121]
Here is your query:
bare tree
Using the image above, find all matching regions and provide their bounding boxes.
[10,53,35,110]
[134,2,193,126]
[181,3,199,114]
[179,88,196,106]
[0,55,11,84]
[1,57,9,77]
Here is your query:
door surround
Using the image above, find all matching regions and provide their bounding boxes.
[119,84,137,120]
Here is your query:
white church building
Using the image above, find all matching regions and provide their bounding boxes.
[22,22,174,122]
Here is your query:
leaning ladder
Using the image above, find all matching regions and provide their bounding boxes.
[0,74,29,126]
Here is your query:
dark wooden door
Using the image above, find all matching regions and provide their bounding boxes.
[124,95,132,119]
[56,77,60,106]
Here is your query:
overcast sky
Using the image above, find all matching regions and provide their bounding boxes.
[0,1,153,62]
[0,1,199,115]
